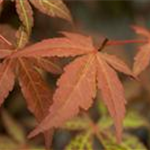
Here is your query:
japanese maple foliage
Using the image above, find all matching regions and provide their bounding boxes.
[0,0,146,148]
[10,32,134,142]
[0,33,63,148]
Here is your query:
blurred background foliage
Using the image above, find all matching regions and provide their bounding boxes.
[1,0,150,149]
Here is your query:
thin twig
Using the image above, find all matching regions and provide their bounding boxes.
[0,35,12,46]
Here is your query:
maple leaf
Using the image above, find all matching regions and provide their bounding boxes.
[0,29,63,149]
[13,32,133,142]
[132,26,150,76]
[15,0,72,39]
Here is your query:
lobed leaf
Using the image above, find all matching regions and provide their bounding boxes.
[96,53,126,142]
[12,33,94,58]
[18,58,53,148]
[29,54,97,137]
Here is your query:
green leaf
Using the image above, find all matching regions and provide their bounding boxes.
[63,116,91,131]
[103,134,147,150]
[65,132,93,150]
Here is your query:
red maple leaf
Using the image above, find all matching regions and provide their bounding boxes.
[11,32,134,142]
[0,30,63,148]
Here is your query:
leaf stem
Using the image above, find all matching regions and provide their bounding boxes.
[98,38,109,52]
[0,34,12,46]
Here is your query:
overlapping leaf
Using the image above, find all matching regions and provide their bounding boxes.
[14,0,72,41]
[14,32,134,142]
[0,28,63,148]
[18,58,54,148]
[133,26,150,75]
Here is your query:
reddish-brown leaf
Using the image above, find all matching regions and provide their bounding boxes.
[0,60,15,106]
[18,58,54,148]
[96,53,126,142]
[18,59,53,119]
[28,33,133,142]
[0,31,133,145]
[29,54,97,136]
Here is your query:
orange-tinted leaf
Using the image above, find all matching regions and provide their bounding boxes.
[0,60,15,106]
[61,32,93,48]
[11,32,94,58]
[29,54,97,136]
[15,0,33,35]
[18,58,53,147]
[96,53,126,142]
[29,0,72,22]
[18,58,53,119]
[101,53,133,76]
[28,33,132,142]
